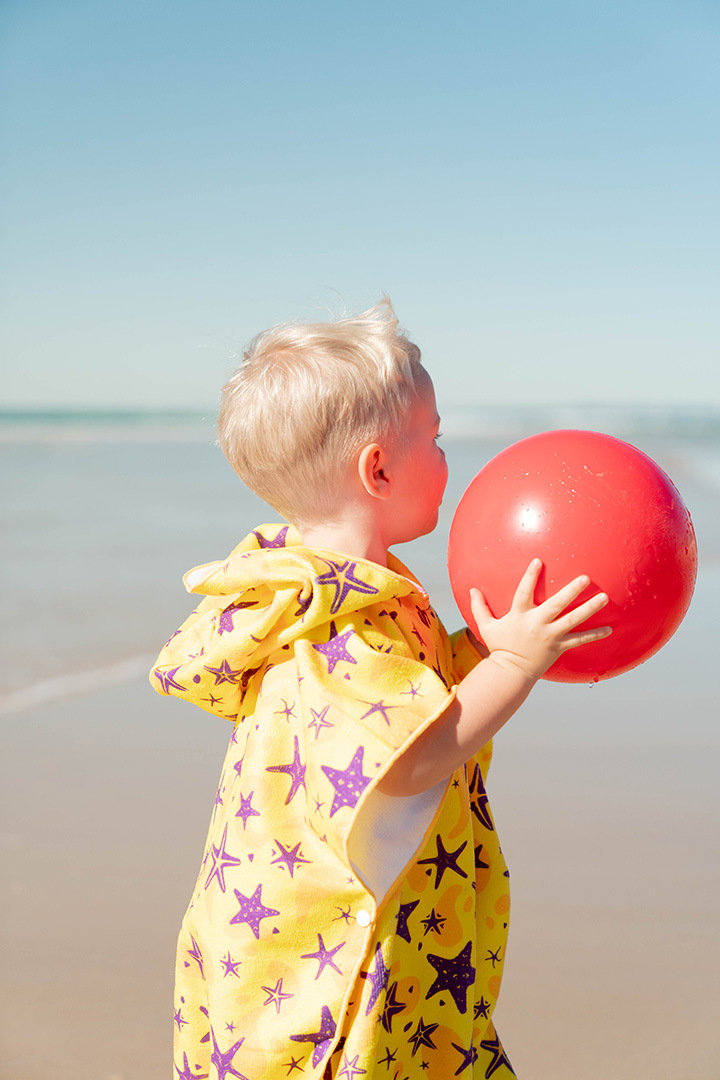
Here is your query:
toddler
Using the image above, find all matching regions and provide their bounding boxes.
[151,300,609,1078]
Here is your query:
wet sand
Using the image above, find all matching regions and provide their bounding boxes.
[2,675,718,1080]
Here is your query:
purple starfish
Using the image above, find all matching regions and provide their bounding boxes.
[315,558,379,615]
[253,525,289,548]
[479,1034,516,1077]
[468,762,494,831]
[266,735,306,804]
[204,659,244,686]
[210,1028,249,1080]
[271,839,311,878]
[174,1050,209,1080]
[261,976,294,1013]
[452,1041,479,1075]
[300,933,345,979]
[418,835,469,889]
[308,704,334,738]
[420,908,446,936]
[220,951,242,977]
[409,1017,439,1057]
[426,940,476,1014]
[205,823,242,893]
[360,941,390,1015]
[380,981,407,1033]
[290,1004,337,1068]
[154,666,188,694]
[396,899,419,943]
[312,622,357,675]
[229,883,279,940]
[235,790,261,829]
[359,699,397,726]
[338,1052,367,1080]
[186,934,205,980]
[217,600,258,635]
[474,995,491,1020]
[322,746,372,817]
[173,1006,189,1032]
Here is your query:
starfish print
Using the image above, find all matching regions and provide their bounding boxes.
[271,838,311,878]
[485,947,503,969]
[322,746,372,816]
[261,976,294,1013]
[426,940,476,1014]
[202,692,223,708]
[333,904,353,923]
[315,558,379,615]
[174,1050,209,1079]
[380,980,407,1033]
[226,1022,236,1032]
[308,704,334,738]
[359,699,397,726]
[290,1004,337,1068]
[204,659,244,686]
[266,735,306,804]
[154,666,187,694]
[479,1034,516,1077]
[418,835,469,888]
[408,1017,439,1057]
[229,883,279,940]
[220,951,242,977]
[283,1056,305,1075]
[410,627,425,644]
[416,606,432,628]
[475,844,490,870]
[420,908,446,936]
[468,762,494,830]
[401,679,422,698]
[474,996,491,1020]
[253,525,289,548]
[396,899,419,943]
[452,1041,479,1075]
[205,823,242,893]
[210,1028,249,1080]
[186,934,205,980]
[173,1006,189,1031]
[235,790,261,829]
[312,622,358,675]
[360,941,390,1015]
[217,600,258,635]
[378,1047,397,1069]
[430,658,450,688]
[338,1052,367,1080]
[301,933,345,979]
[275,699,296,722]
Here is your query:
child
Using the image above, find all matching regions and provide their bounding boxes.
[151,300,610,1079]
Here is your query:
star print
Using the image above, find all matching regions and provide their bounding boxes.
[315,558,379,615]
[409,1017,439,1057]
[452,1041,479,1074]
[174,1006,189,1031]
[359,699,397,726]
[301,933,345,979]
[418,835,469,888]
[204,659,244,686]
[322,746,372,816]
[396,899,419,943]
[210,1028,248,1080]
[475,844,490,870]
[275,699,296,721]
[485,947,503,969]
[380,980,407,1032]
[410,627,425,644]
[431,659,450,688]
[474,996,491,1020]
[253,525,289,548]
[154,666,187,693]
[219,951,242,977]
[416,606,432,627]
[235,790,261,829]
[360,941,390,1014]
[261,976,294,1013]
[333,904,353,923]
[203,692,223,707]
[312,622,358,675]
[479,1034,516,1077]
[226,1022,236,1032]
[205,823,242,892]
[401,679,422,698]
[283,1056,305,1075]
[338,1052,367,1080]
[217,600,258,635]
[426,940,476,1014]
[308,705,334,738]
[174,1050,209,1079]
[468,763,494,830]
[290,1004,337,1068]
[230,884,280,939]
[186,934,205,979]
[271,839,311,877]
[266,735,306,804]
[420,908,446,936]
[378,1047,397,1069]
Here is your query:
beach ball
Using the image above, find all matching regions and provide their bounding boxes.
[447,430,697,682]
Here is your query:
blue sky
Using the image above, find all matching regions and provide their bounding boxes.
[1,0,718,410]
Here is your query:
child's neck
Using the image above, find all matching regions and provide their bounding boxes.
[299,518,389,568]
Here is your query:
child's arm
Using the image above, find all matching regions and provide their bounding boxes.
[377,559,611,796]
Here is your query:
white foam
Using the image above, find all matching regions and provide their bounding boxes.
[0,654,157,716]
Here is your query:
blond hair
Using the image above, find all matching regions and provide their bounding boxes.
[218,298,426,525]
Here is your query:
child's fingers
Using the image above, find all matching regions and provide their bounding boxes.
[468,587,493,633]
[510,559,543,609]
[537,573,593,619]
[559,625,613,651]
[552,590,609,633]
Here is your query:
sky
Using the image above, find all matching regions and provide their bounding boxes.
[1,0,719,411]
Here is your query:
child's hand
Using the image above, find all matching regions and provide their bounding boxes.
[469,559,612,681]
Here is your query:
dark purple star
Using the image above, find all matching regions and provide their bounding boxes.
[401,679,422,698]
[220,951,242,977]
[300,933,345,979]
[322,746,372,817]
[396,899,419,943]
[308,704,334,738]
[360,941,390,1015]
[174,1050,209,1079]
[271,838,311,878]
[468,763,494,830]
[203,692,223,708]
[359,700,397,726]
[205,823,242,893]
[474,844,490,870]
[154,666,188,694]
[210,1028,249,1080]
[204,659,244,686]
[418,835,469,889]
[416,606,432,627]
[312,622,357,675]
[290,1004,337,1068]
[266,736,306,804]
[315,559,379,615]
[452,1041,479,1075]
[173,1006,189,1032]
[333,904,353,923]
[479,1034,516,1077]
[261,976,293,1013]
[229,884,280,940]
[217,600,258,635]
[275,699,296,722]
[380,980,407,1033]
[253,525,289,548]
[186,934,205,980]
[282,1056,305,1075]
[426,940,476,1014]
[338,1052,367,1080]
[408,1017,439,1057]
[485,947,503,969]
[378,1046,397,1069]
[420,908,446,936]
[474,996,491,1020]
[235,790,261,829]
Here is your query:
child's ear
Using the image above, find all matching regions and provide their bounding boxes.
[357,443,392,501]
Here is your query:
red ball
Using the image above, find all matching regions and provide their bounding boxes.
[447,430,698,682]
